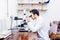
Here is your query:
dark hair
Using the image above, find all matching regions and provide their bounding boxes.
[30,9,39,16]
[58,21,60,29]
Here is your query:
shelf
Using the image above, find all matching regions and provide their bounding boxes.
[18,2,47,5]
[17,9,47,12]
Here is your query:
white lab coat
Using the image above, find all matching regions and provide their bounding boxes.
[27,16,50,40]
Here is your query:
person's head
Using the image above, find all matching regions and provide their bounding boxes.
[30,9,39,20]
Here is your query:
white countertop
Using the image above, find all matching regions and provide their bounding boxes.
[0,30,11,38]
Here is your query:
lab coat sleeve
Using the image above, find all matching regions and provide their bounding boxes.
[28,18,44,32]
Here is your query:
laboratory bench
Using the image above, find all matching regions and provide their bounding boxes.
[0,29,38,40]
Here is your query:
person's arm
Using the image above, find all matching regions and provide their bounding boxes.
[28,19,44,32]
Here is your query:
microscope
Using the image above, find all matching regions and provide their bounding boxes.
[14,13,28,32]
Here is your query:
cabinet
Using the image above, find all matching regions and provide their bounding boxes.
[17,32,37,40]
[2,31,37,40]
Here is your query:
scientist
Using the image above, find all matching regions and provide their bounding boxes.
[26,9,50,40]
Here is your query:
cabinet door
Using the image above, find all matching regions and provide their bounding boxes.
[17,32,28,40]
[17,32,37,40]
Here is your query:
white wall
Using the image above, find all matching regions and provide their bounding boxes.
[0,0,17,33]
[8,0,17,17]
[0,0,60,32]
[0,0,7,32]
[43,0,60,23]
[0,0,7,19]
[40,0,60,29]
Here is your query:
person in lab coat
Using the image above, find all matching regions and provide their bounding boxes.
[26,9,50,40]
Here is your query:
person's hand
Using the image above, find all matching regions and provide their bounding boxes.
[26,16,31,23]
